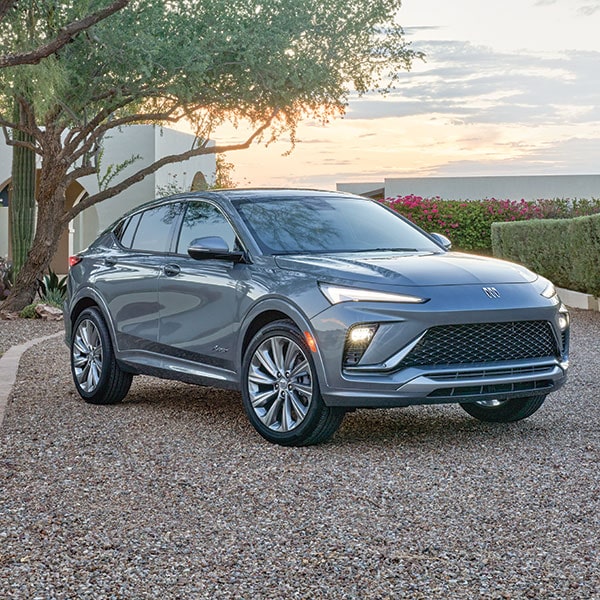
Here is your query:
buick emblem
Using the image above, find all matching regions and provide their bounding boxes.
[483,287,501,299]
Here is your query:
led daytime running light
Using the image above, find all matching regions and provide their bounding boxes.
[320,284,426,305]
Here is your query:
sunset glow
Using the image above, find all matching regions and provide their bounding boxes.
[214,0,600,189]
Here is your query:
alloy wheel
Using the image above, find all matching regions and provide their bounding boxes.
[72,318,103,393]
[247,335,313,432]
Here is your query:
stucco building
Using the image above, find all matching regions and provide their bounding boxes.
[0,125,215,272]
[337,174,600,201]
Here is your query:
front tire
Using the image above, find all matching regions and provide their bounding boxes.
[241,320,344,446]
[459,395,546,423]
[71,307,133,405]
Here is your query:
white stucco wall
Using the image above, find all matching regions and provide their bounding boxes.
[339,175,600,201]
[1,142,12,259]
[0,125,216,259]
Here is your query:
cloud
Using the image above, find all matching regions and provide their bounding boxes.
[431,137,600,177]
[534,0,600,15]
[579,4,600,15]
[345,40,600,129]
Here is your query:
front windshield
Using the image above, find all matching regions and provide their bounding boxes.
[233,195,442,255]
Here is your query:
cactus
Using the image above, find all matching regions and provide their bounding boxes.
[9,104,36,277]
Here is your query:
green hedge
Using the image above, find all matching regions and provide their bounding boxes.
[491,213,600,297]
[384,195,600,254]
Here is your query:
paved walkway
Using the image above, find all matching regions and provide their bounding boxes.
[0,331,64,425]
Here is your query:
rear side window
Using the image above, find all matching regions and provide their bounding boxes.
[128,204,181,252]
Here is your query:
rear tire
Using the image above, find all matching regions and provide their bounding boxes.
[241,320,344,446]
[71,307,132,405]
[459,395,546,422]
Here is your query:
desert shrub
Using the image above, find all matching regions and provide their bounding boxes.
[19,302,40,319]
[38,269,67,306]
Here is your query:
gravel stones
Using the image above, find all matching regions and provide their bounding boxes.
[1,310,599,598]
[0,317,64,356]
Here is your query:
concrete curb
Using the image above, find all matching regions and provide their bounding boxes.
[557,287,600,311]
[0,331,64,427]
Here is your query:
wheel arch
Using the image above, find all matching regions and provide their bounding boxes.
[238,299,329,387]
[67,290,117,350]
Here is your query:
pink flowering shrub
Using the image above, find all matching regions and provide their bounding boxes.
[383,195,600,253]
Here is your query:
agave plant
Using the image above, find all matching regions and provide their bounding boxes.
[38,269,68,307]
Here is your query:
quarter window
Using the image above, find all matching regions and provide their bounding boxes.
[117,213,142,249]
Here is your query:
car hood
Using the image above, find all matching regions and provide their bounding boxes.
[274,252,537,287]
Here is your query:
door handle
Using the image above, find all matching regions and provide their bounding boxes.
[104,257,117,267]
[163,264,181,277]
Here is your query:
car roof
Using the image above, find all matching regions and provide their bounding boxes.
[105,188,364,232]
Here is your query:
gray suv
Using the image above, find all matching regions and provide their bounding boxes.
[65,189,569,445]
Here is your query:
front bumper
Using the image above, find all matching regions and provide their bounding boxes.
[309,285,569,409]
[320,358,568,408]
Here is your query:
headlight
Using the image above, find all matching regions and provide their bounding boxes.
[319,283,427,305]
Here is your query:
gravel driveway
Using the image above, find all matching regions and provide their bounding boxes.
[1,310,599,599]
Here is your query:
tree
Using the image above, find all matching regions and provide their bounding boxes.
[0,0,130,69]
[2,1,131,285]
[0,0,422,311]
[213,155,240,189]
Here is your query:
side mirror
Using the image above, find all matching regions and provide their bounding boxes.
[187,236,245,262]
[430,232,452,251]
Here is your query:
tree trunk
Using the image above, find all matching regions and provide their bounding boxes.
[1,139,68,313]
[9,107,37,275]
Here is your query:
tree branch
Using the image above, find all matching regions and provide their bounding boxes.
[0,0,130,69]
[61,113,277,225]
[65,106,184,165]
[0,0,16,23]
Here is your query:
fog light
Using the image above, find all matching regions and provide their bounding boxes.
[343,324,379,367]
[349,326,376,344]
[558,304,570,331]
[558,313,569,331]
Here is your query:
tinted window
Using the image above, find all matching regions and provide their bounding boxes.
[233,196,440,255]
[117,213,142,249]
[131,204,181,252]
[176,201,238,254]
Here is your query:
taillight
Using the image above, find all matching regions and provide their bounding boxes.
[69,255,82,268]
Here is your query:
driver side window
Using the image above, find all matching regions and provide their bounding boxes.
[176,201,238,254]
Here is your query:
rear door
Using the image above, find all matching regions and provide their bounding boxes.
[97,203,182,351]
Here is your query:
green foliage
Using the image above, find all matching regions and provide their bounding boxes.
[38,269,67,304]
[385,195,600,254]
[39,287,66,308]
[0,257,13,299]
[1,1,421,142]
[492,214,600,297]
[19,302,40,318]
[213,155,238,189]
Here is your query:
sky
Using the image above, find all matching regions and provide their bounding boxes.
[214,0,600,190]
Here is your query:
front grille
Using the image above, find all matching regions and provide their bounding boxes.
[398,321,559,369]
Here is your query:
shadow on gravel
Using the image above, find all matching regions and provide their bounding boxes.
[111,375,557,450]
